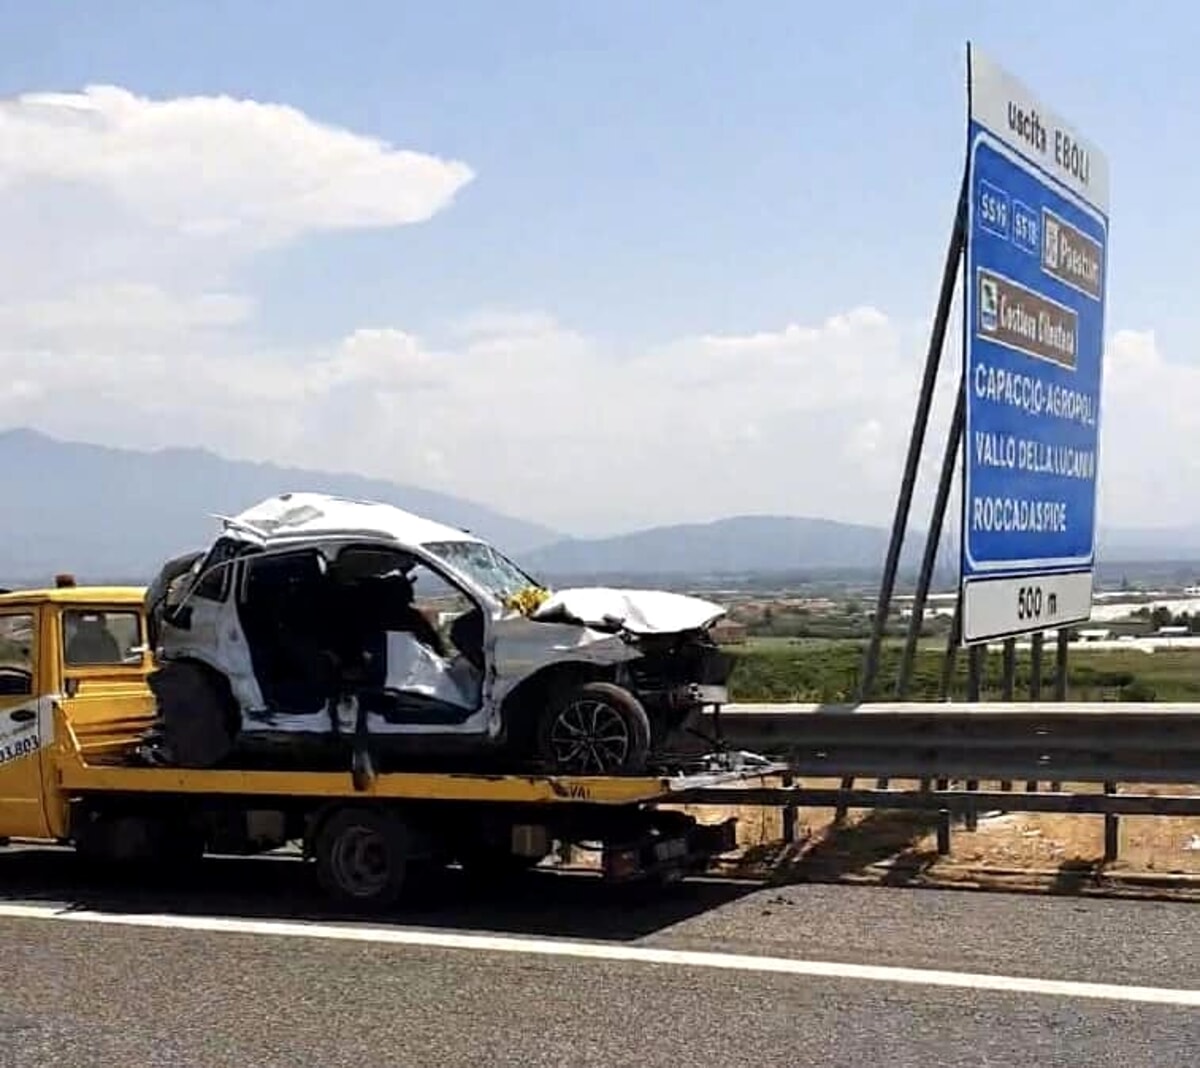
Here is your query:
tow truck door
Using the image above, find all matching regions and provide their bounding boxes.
[0,604,50,839]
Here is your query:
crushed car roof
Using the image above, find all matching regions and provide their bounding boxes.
[222,493,485,549]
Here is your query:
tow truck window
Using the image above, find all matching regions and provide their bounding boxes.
[0,613,34,696]
[62,610,143,667]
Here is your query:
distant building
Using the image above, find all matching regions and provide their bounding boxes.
[710,619,748,645]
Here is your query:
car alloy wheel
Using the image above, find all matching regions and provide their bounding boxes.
[550,697,641,774]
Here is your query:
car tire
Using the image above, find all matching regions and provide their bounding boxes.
[151,659,238,768]
[536,681,652,776]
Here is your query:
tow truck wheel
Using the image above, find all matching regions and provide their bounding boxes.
[536,681,652,775]
[313,807,409,911]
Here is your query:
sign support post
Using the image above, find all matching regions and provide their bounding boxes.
[858,178,968,701]
[895,378,964,698]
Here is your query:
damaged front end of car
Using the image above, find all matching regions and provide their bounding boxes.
[516,586,734,762]
[613,626,734,751]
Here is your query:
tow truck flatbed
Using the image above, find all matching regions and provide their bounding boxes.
[51,704,780,906]
[56,710,783,805]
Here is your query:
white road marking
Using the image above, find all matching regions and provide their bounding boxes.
[0,901,1197,1007]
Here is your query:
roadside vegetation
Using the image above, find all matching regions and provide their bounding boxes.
[725,638,1198,703]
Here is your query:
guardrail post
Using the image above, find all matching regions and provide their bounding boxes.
[964,789,979,831]
[1104,782,1119,863]
[782,773,797,845]
[936,776,952,855]
[936,814,952,855]
[835,776,853,824]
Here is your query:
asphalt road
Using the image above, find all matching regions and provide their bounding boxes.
[2,848,1198,1067]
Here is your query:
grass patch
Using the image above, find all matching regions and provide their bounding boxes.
[725,639,1200,702]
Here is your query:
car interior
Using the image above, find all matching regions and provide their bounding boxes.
[234,544,486,724]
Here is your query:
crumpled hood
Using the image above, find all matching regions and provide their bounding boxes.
[530,587,726,635]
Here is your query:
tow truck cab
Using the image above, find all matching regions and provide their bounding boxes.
[0,583,155,842]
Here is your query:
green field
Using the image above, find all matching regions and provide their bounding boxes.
[725,637,1200,703]
[7,630,1194,704]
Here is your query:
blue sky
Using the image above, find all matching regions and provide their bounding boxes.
[0,2,1192,532]
[5,0,1187,346]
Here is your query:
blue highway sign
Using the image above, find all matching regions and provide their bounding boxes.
[961,46,1109,644]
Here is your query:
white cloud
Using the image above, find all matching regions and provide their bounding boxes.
[0,283,253,347]
[0,84,473,306]
[0,281,1189,534]
[1094,328,1200,527]
[0,86,473,245]
[0,82,1188,537]
[0,288,943,531]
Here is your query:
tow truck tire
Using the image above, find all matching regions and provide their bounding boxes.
[313,807,409,911]
[536,681,651,775]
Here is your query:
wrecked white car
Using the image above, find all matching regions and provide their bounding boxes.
[142,493,733,776]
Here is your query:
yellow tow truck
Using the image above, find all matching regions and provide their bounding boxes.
[0,581,772,909]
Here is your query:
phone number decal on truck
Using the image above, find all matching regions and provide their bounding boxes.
[0,735,39,765]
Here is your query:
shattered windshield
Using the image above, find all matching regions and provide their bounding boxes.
[422,540,544,600]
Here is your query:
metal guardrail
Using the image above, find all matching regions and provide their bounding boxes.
[683,787,1200,817]
[684,702,1200,862]
[703,702,1200,784]
[720,700,1200,718]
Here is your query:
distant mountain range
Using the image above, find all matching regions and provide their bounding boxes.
[521,515,923,578]
[0,428,556,582]
[2,427,1198,585]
